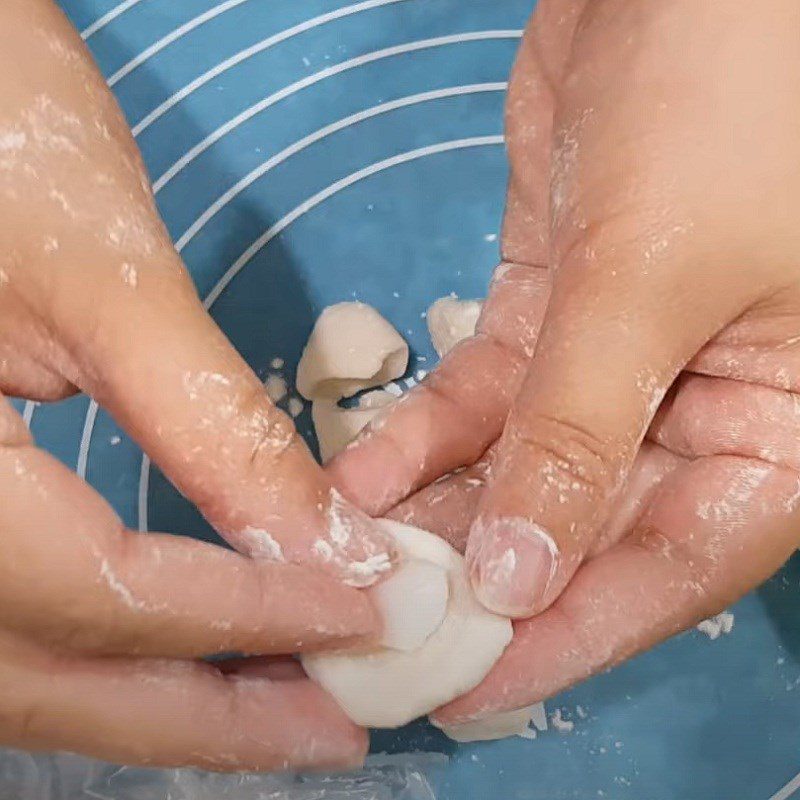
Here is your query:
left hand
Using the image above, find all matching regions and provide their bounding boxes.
[0,0,392,769]
[0,0,395,587]
[329,0,800,725]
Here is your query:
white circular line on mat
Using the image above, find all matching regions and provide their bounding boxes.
[75,83,505,483]
[22,400,36,428]
[136,134,504,531]
[81,0,145,40]
[175,82,506,251]
[770,772,800,800]
[76,397,99,479]
[138,449,151,532]
[131,0,412,136]
[204,134,504,309]
[107,0,254,87]
[151,30,522,192]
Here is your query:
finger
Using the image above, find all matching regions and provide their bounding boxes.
[466,216,758,617]
[650,373,800,471]
[61,258,394,586]
[385,440,683,557]
[0,632,367,771]
[0,393,32,448]
[0,5,393,586]
[0,347,77,402]
[589,440,685,556]
[0,442,377,657]
[434,455,800,724]
[328,9,564,516]
[329,262,550,515]
[387,449,497,552]
[687,316,800,394]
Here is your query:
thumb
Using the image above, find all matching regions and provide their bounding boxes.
[59,251,394,587]
[467,249,741,617]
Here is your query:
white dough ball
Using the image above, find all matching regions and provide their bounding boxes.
[296,302,408,400]
[301,521,512,729]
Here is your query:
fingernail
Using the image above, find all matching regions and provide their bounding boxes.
[469,518,559,616]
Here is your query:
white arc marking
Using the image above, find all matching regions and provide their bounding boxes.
[108,0,254,87]
[175,83,506,252]
[131,0,411,135]
[151,31,521,192]
[770,772,800,800]
[81,0,144,40]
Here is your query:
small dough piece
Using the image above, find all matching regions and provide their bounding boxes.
[264,373,287,403]
[434,704,542,742]
[302,521,512,729]
[312,389,395,463]
[287,396,304,418]
[370,559,449,652]
[297,302,409,400]
[426,297,483,358]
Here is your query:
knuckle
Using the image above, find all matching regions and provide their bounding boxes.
[44,589,123,656]
[509,412,619,502]
[12,695,46,743]
[480,327,536,377]
[44,612,100,653]
[51,534,146,657]
[208,680,281,771]
[423,372,507,452]
[189,385,299,526]
[554,212,633,278]
[239,385,297,468]
[247,569,276,642]
[0,658,60,745]
[0,583,111,656]
[629,525,713,597]
[0,400,33,448]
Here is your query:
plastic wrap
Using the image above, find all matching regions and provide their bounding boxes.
[0,749,445,800]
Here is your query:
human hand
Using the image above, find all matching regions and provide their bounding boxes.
[0,0,394,768]
[331,0,800,724]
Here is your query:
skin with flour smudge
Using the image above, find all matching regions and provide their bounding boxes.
[331,0,800,726]
[0,0,401,770]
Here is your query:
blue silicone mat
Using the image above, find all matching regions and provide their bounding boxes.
[14,1,800,797]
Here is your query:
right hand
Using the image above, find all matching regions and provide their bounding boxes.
[0,0,395,770]
[331,0,800,727]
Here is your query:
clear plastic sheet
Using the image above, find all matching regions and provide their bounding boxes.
[0,749,446,800]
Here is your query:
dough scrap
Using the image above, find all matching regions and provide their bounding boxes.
[302,521,512,729]
[287,396,304,418]
[433,703,542,742]
[426,297,483,358]
[312,389,395,463]
[297,302,408,400]
[264,373,287,403]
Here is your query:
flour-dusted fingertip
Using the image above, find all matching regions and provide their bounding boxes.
[320,489,398,588]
